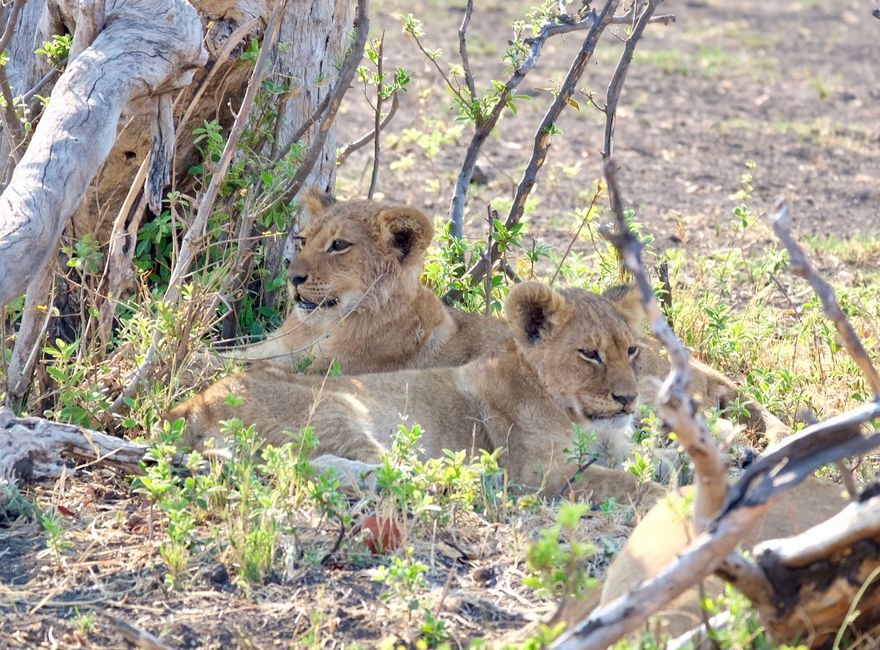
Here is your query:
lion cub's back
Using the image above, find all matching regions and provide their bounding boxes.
[168,363,484,459]
[439,309,510,365]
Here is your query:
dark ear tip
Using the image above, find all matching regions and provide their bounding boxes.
[378,207,433,261]
[302,186,336,215]
[506,282,565,344]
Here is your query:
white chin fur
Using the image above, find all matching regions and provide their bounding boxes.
[587,413,635,467]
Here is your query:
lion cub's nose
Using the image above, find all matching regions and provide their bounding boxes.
[612,393,636,407]
[290,274,308,286]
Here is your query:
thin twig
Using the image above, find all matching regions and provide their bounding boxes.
[602,0,661,160]
[336,92,399,165]
[367,32,384,199]
[110,0,289,412]
[407,25,472,115]
[769,200,880,398]
[458,0,478,102]
[549,180,605,286]
[21,65,62,103]
[280,0,369,204]
[320,513,347,565]
[484,204,496,316]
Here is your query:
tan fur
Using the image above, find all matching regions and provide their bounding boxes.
[229,192,784,445]
[567,477,848,640]
[229,188,507,374]
[170,283,668,499]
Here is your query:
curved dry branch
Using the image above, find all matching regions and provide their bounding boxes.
[0,0,206,308]
[601,159,729,527]
[769,200,880,398]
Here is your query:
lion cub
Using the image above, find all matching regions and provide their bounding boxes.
[226,188,506,374]
[170,282,661,499]
[227,190,786,446]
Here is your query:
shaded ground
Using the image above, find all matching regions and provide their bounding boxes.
[1,469,637,648]
[3,1,879,648]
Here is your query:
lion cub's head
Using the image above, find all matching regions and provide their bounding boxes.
[506,282,643,424]
[286,188,433,320]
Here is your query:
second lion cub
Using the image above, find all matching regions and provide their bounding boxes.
[170,282,662,499]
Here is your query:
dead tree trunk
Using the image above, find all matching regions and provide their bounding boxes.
[0,0,206,306]
[0,0,361,405]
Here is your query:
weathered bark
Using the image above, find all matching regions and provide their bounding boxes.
[0,407,149,480]
[261,0,355,296]
[5,259,55,407]
[0,0,207,308]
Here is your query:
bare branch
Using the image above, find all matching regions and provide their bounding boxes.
[336,92,399,165]
[174,18,260,144]
[602,0,661,160]
[601,159,729,527]
[448,3,611,239]
[21,65,62,104]
[504,0,622,240]
[769,200,880,398]
[95,156,151,346]
[445,0,622,302]
[458,0,478,102]
[280,0,369,204]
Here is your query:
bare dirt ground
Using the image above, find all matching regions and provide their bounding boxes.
[339,0,879,252]
[2,1,879,648]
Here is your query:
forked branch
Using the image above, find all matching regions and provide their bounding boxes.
[446,0,671,302]
[448,1,616,238]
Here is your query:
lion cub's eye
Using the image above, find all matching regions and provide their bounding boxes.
[328,239,351,252]
[627,345,640,359]
[578,348,602,364]
[293,236,306,251]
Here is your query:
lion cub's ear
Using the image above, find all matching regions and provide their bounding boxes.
[603,284,645,331]
[301,186,336,219]
[506,282,569,345]
[376,207,434,264]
